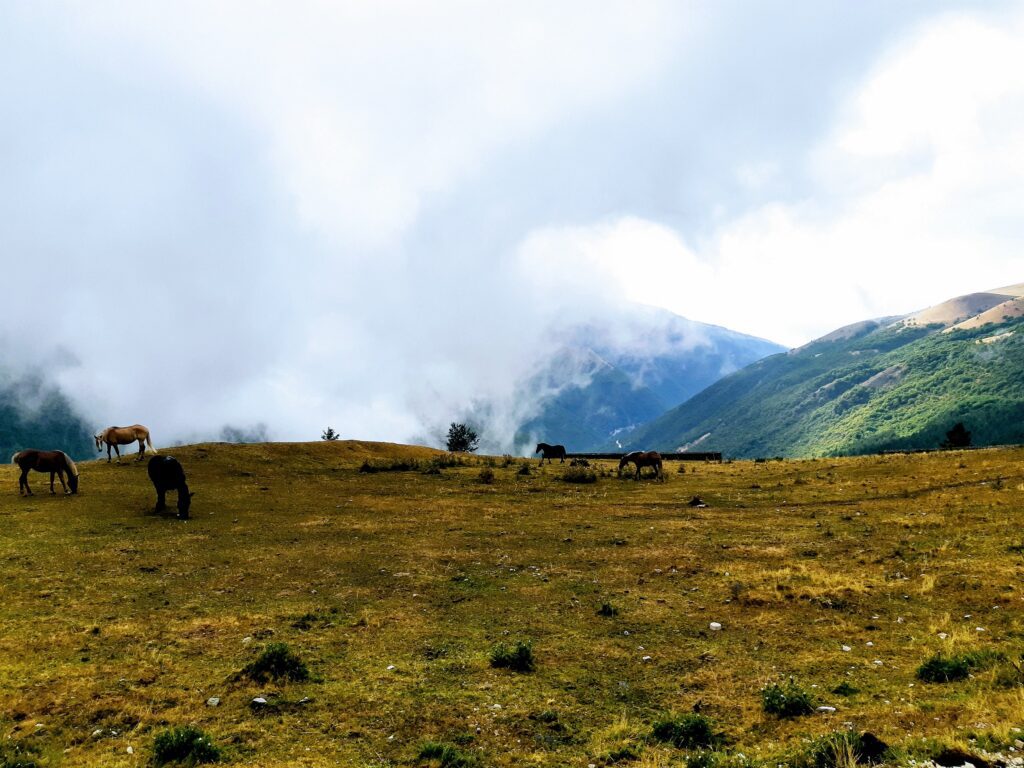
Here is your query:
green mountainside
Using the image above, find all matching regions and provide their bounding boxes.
[0,370,95,461]
[621,286,1024,457]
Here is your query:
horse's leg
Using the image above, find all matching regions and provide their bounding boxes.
[55,470,68,494]
[19,467,31,495]
[113,443,121,463]
[155,488,166,512]
[136,438,145,461]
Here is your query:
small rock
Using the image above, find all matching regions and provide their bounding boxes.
[126,746,134,755]
[298,696,313,705]
[873,660,883,666]
[642,655,652,662]
[252,697,268,706]
[242,636,253,645]
[688,496,707,507]
[386,665,397,671]
[939,632,948,639]
[866,641,874,647]
[817,706,837,714]
[976,627,986,632]
[206,697,220,707]
[91,729,103,738]
[841,645,852,652]
[709,622,722,631]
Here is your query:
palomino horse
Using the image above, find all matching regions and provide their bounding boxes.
[12,450,79,495]
[535,442,567,465]
[95,424,156,463]
[618,450,663,480]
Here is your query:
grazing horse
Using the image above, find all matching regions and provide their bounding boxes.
[147,455,193,519]
[618,451,663,480]
[95,424,156,463]
[535,442,567,465]
[12,450,79,495]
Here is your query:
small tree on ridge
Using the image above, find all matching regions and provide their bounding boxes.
[446,423,479,453]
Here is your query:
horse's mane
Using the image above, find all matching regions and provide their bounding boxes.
[61,452,79,477]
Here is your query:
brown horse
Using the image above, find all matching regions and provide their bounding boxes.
[95,424,156,463]
[618,450,663,480]
[12,450,79,495]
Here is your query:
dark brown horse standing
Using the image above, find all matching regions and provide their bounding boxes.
[535,442,567,465]
[12,450,80,495]
[618,450,663,480]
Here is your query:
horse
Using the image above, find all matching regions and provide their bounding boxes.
[12,450,79,495]
[147,455,193,519]
[618,450,663,480]
[95,424,156,463]
[535,442,567,465]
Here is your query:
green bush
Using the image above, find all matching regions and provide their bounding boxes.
[597,601,619,617]
[239,642,310,683]
[650,712,719,749]
[916,650,1001,682]
[418,741,479,767]
[562,467,597,484]
[489,640,535,672]
[761,679,815,718]
[152,726,222,766]
[0,739,41,768]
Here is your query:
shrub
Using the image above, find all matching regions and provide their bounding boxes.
[569,458,590,467]
[0,740,41,768]
[490,640,535,672]
[478,468,495,484]
[418,741,479,768]
[650,713,720,750]
[359,459,421,473]
[761,679,815,718]
[152,726,222,766]
[239,642,310,683]
[562,467,597,484]
[517,462,532,476]
[916,650,1001,682]
[597,601,619,617]
[320,427,339,441]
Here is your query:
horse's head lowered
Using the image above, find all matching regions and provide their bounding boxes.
[94,431,105,451]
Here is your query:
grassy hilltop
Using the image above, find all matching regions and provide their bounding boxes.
[3,441,1024,767]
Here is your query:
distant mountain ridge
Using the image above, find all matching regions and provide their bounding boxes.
[0,369,95,461]
[510,306,785,451]
[620,283,1024,457]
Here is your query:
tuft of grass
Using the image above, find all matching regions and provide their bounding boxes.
[804,732,862,768]
[761,679,815,718]
[238,642,310,683]
[650,712,720,749]
[489,640,535,672]
[597,601,619,617]
[417,741,480,768]
[0,740,41,768]
[152,726,222,766]
[477,468,495,484]
[562,467,597,484]
[916,650,1002,683]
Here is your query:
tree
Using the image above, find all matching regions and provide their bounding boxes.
[446,422,479,453]
[321,427,340,441]
[941,422,971,449]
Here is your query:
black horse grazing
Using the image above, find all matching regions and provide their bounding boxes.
[535,442,567,465]
[12,450,79,495]
[148,456,193,519]
[618,451,663,480]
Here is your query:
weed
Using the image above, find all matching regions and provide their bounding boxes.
[417,741,479,768]
[562,467,598,484]
[517,462,532,476]
[650,712,720,749]
[687,752,720,768]
[477,468,495,484]
[238,642,310,683]
[152,725,222,766]
[597,601,619,617]
[489,640,535,672]
[804,731,864,768]
[916,650,1002,682]
[761,679,815,718]
[830,681,859,696]
[0,739,41,768]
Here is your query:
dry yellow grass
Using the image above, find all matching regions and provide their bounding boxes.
[2,441,1024,766]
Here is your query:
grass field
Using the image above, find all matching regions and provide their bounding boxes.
[3,441,1024,767]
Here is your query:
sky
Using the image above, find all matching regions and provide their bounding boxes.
[3,1,1024,446]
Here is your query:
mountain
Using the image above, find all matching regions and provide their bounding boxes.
[510,305,785,451]
[620,284,1024,458]
[0,369,95,461]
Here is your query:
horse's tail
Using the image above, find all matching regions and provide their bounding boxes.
[11,451,24,465]
[146,433,157,454]
[61,452,79,477]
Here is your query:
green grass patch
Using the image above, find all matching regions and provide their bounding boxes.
[489,641,535,672]
[761,679,815,718]
[916,650,1002,682]
[650,712,720,749]
[152,726,222,766]
[237,642,310,683]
